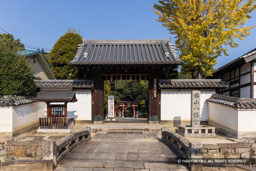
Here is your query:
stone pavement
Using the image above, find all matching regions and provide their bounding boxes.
[55,131,189,171]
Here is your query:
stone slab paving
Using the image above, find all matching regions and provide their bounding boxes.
[56,131,188,171]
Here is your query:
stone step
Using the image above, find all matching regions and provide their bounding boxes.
[92,128,161,133]
[58,160,188,170]
[92,132,159,139]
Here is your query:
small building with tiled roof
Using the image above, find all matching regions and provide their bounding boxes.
[211,48,256,98]
[35,80,93,121]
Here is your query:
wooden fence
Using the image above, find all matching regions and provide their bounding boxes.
[39,117,75,129]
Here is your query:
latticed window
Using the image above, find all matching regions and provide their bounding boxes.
[47,102,67,117]
[51,106,65,116]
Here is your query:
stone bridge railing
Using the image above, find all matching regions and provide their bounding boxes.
[56,128,90,164]
[162,128,256,170]
[161,128,190,159]
[0,127,91,170]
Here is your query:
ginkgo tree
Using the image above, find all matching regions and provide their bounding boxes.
[153,0,256,78]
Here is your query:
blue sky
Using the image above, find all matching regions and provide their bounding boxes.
[0,0,255,69]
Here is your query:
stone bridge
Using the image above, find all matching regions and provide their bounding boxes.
[55,130,189,171]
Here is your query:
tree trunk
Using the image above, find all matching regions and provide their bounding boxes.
[194,60,203,79]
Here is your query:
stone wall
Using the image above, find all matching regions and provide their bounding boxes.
[0,137,12,163]
[5,140,44,161]
[202,138,256,162]
[0,129,91,169]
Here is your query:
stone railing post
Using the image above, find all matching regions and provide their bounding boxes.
[161,127,169,140]
[43,140,57,170]
[83,126,91,140]
[189,142,202,171]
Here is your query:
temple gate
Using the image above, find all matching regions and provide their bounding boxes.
[70,39,181,123]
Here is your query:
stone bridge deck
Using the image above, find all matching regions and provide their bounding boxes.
[56,131,188,171]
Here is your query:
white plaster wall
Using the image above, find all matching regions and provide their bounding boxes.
[200,91,215,121]
[67,90,92,121]
[240,86,250,98]
[238,110,256,132]
[254,85,256,98]
[240,63,251,75]
[0,107,13,132]
[161,90,215,121]
[12,102,45,131]
[254,62,256,71]
[240,73,250,85]
[161,90,191,121]
[208,102,238,131]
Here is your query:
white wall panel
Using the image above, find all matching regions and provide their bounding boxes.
[67,90,92,121]
[208,102,238,131]
[254,72,256,83]
[240,63,250,75]
[13,102,45,131]
[200,91,215,121]
[161,89,215,121]
[238,110,256,132]
[240,73,250,85]
[0,107,13,132]
[240,86,250,98]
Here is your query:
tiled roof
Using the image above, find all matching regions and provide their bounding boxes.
[70,39,181,65]
[207,94,256,109]
[35,80,94,89]
[35,90,77,102]
[158,79,228,89]
[0,95,35,106]
[213,48,256,76]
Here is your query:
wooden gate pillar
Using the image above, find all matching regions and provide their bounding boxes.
[148,74,160,123]
[92,74,104,123]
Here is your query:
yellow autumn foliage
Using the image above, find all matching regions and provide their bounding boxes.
[153,0,256,78]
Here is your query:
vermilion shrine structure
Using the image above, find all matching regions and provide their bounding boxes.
[118,100,140,118]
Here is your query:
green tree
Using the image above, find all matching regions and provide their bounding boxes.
[0,33,25,50]
[153,0,256,78]
[0,43,36,96]
[113,81,149,115]
[50,29,82,79]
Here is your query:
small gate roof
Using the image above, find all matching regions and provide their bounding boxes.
[70,39,181,65]
[35,89,77,102]
[159,79,228,89]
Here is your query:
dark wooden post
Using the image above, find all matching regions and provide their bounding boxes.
[92,74,104,123]
[148,74,160,123]
[47,102,50,117]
